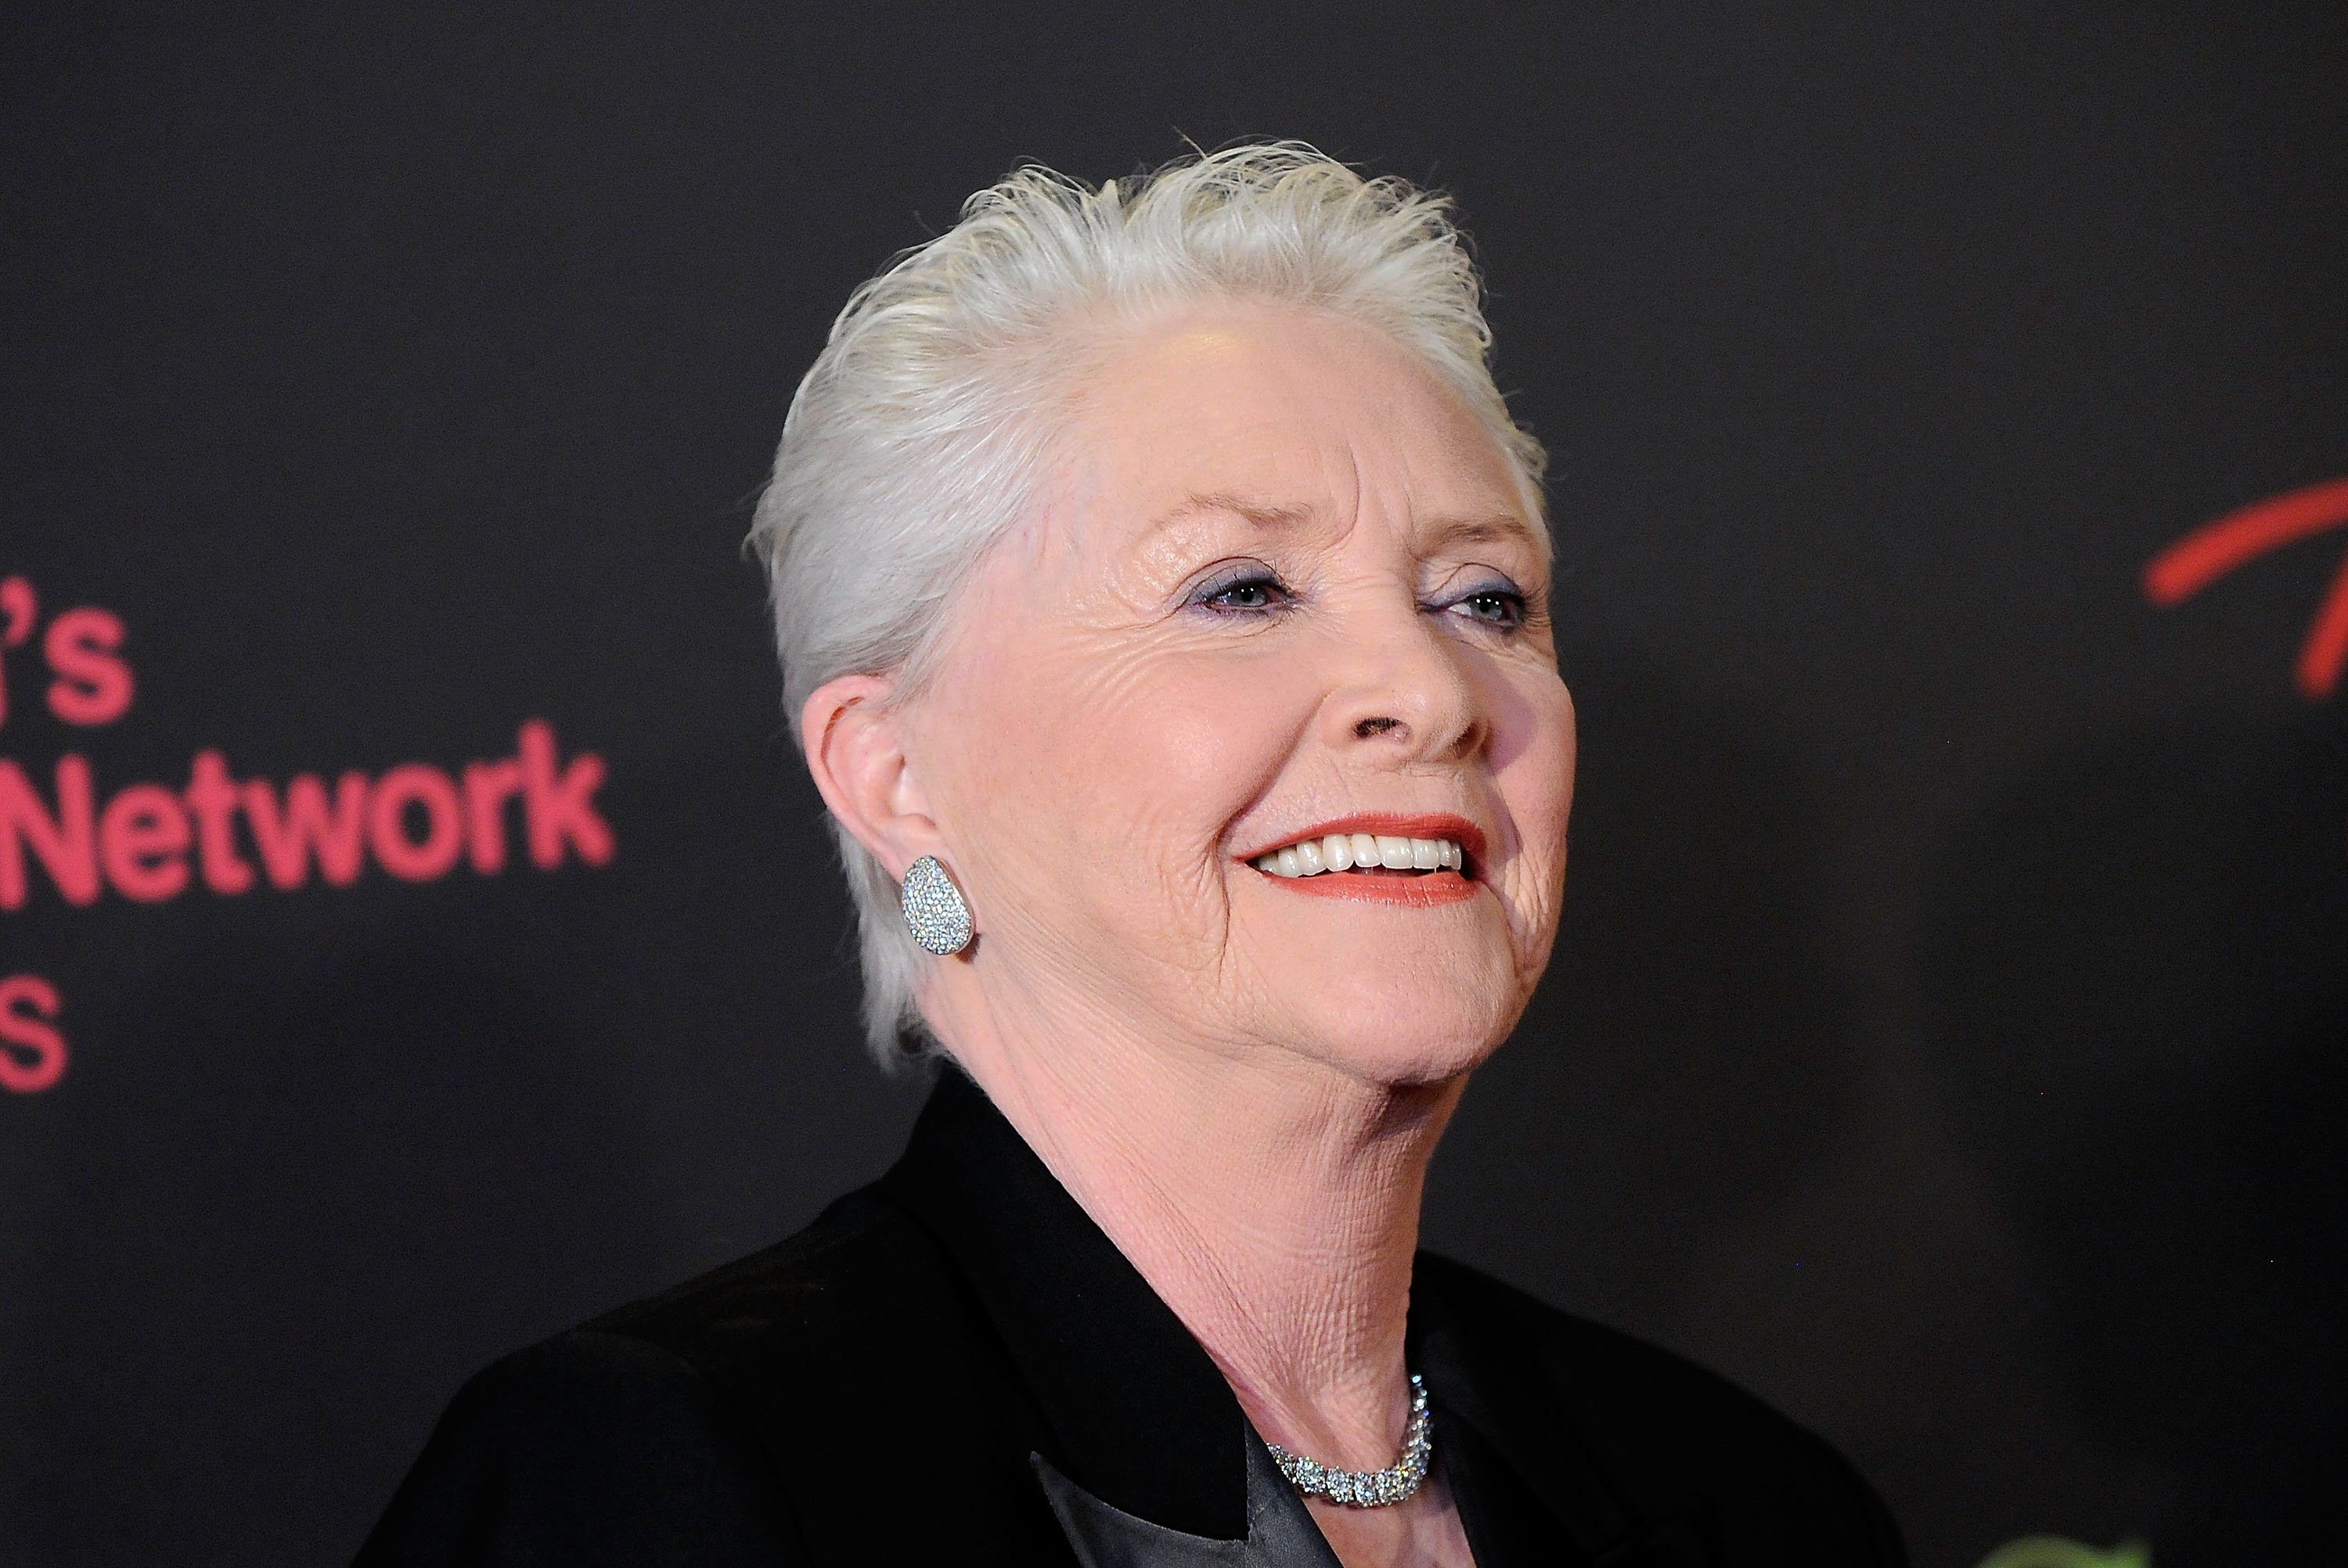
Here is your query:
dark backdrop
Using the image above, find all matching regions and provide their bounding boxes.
[4,4,2343,1564]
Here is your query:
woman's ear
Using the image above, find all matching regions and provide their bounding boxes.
[801,674,935,878]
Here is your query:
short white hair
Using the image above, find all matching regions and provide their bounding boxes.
[747,141,1547,1066]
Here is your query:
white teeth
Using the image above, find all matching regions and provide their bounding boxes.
[1253,834,1468,879]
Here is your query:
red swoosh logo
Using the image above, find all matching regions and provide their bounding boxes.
[2144,475,2348,699]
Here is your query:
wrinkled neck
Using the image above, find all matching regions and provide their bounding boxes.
[927,976,1464,1473]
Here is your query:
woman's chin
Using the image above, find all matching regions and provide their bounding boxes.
[1267,988,1514,1088]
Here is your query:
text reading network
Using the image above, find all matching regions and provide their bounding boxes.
[0,574,615,1093]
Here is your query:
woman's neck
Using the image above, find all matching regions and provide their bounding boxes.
[935,990,1464,1471]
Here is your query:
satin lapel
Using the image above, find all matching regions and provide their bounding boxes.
[1032,1434,1342,1568]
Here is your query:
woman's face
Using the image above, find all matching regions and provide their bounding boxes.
[903,303,1576,1087]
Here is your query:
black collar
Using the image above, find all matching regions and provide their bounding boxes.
[879,1066,1250,1540]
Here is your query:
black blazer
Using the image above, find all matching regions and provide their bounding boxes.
[357,1070,1907,1566]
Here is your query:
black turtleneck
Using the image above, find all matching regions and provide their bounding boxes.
[355,1068,1907,1566]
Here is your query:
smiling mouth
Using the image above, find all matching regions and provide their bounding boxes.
[1251,832,1468,880]
[1239,818,1486,908]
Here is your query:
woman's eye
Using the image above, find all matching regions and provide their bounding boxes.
[1192,573,1293,613]
[1445,588,1526,631]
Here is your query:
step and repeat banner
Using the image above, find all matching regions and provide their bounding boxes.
[4,5,2341,1566]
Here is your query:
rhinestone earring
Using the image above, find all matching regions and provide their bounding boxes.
[900,854,974,956]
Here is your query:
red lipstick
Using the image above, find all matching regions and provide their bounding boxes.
[1236,813,1488,908]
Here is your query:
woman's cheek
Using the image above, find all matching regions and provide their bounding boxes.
[1019,650,1273,861]
[1496,683,1575,970]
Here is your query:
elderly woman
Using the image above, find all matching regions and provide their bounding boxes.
[359,146,1904,1568]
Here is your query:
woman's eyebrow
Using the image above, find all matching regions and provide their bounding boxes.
[1136,496,1538,557]
[1424,514,1543,553]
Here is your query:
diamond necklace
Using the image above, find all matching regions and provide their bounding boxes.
[1262,1374,1434,1508]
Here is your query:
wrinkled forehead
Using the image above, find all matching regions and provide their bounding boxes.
[1020,305,1544,572]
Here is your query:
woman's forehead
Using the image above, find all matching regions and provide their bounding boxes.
[1047,308,1532,556]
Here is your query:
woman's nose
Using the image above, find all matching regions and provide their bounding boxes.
[1323,597,1486,764]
